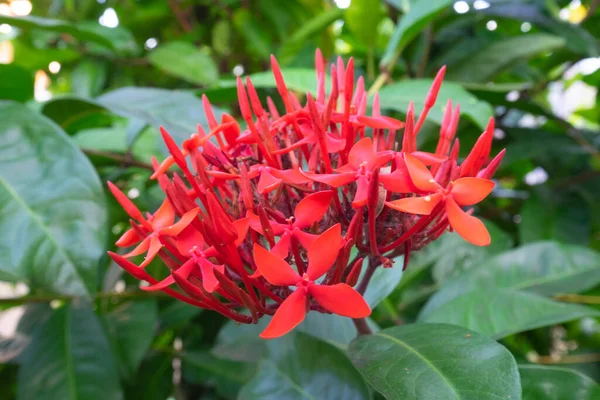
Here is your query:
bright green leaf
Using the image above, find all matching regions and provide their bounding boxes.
[104,300,158,381]
[419,289,600,339]
[446,34,566,83]
[345,0,383,48]
[348,323,521,400]
[0,102,107,295]
[239,332,371,400]
[0,65,33,103]
[148,42,219,86]
[381,0,453,68]
[71,60,107,98]
[17,303,122,400]
[377,79,493,129]
[520,365,600,400]
[419,241,600,318]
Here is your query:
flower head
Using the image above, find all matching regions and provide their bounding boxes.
[107,50,504,339]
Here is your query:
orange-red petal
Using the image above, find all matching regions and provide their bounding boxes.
[306,224,342,281]
[352,175,370,208]
[385,192,443,215]
[253,244,300,286]
[271,231,292,259]
[257,169,282,194]
[123,236,151,258]
[115,228,143,248]
[308,283,371,318]
[259,288,308,339]
[450,178,495,206]
[160,208,200,237]
[445,197,490,246]
[302,171,357,188]
[404,153,440,192]
[176,225,205,255]
[139,236,163,268]
[294,190,333,228]
[348,137,377,170]
[141,259,197,292]
[152,200,175,230]
[198,258,224,293]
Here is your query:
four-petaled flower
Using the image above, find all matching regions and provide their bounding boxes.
[386,153,494,246]
[253,224,371,338]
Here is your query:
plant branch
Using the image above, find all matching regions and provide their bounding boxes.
[0,290,168,306]
[355,256,379,295]
[82,148,155,171]
[528,352,600,365]
[554,293,600,305]
[352,317,373,335]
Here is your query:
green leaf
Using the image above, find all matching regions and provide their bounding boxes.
[520,365,600,400]
[104,300,158,381]
[0,65,33,103]
[238,332,370,400]
[348,324,521,400]
[73,126,160,162]
[97,87,222,144]
[71,60,107,98]
[381,0,453,68]
[520,190,591,245]
[41,97,113,135]
[363,256,404,308]
[17,303,122,400]
[419,289,600,339]
[148,42,219,86]
[213,311,375,360]
[278,8,343,64]
[0,15,117,51]
[0,102,107,295]
[377,79,493,129]
[220,68,319,95]
[233,9,271,60]
[345,0,383,48]
[182,351,255,399]
[419,241,600,318]
[446,34,566,83]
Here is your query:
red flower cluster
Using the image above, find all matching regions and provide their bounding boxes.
[108,50,504,339]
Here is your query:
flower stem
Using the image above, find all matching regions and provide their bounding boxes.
[352,317,372,336]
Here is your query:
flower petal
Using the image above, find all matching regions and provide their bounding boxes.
[176,225,205,255]
[198,258,224,293]
[306,224,342,281]
[233,217,250,246]
[257,169,282,194]
[160,208,200,236]
[411,151,447,166]
[139,236,163,268]
[445,197,490,246]
[272,231,292,259]
[308,283,371,318]
[141,259,197,292]
[294,190,333,228]
[404,153,440,192]
[123,236,151,258]
[115,228,143,248]
[450,178,495,206]
[302,171,357,188]
[348,137,377,170]
[385,192,443,215]
[380,170,414,193]
[293,230,317,249]
[259,289,308,339]
[270,168,311,185]
[152,199,175,230]
[253,244,300,286]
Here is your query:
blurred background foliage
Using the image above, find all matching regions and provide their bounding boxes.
[0,0,600,399]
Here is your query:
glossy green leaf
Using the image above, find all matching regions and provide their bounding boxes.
[238,332,370,400]
[182,351,255,399]
[104,300,158,380]
[0,15,117,51]
[17,303,122,400]
[419,289,600,339]
[148,42,219,86]
[73,126,160,162]
[446,34,565,83]
[42,97,113,135]
[97,87,221,144]
[377,79,493,129]
[0,102,107,295]
[419,242,600,318]
[381,0,453,68]
[345,0,384,48]
[348,324,521,400]
[363,256,404,308]
[520,365,600,400]
[0,65,33,103]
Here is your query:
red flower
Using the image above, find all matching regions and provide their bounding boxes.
[253,224,371,338]
[302,137,392,208]
[386,153,494,246]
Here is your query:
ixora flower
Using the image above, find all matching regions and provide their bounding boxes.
[108,50,505,339]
